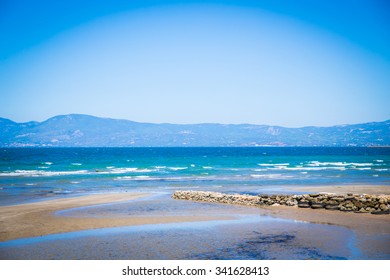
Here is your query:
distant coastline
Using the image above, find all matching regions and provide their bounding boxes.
[1,114,389,147]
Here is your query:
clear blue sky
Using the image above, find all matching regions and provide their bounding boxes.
[1,0,389,127]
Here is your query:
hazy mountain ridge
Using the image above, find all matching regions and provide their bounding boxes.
[0,114,389,147]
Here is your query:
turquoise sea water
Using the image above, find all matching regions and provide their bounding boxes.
[0,147,389,205]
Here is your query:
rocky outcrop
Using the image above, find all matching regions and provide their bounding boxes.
[172,191,390,214]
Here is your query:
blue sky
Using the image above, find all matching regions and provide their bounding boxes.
[1,0,389,127]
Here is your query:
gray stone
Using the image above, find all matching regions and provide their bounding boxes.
[298,202,310,208]
[311,202,324,209]
[325,205,339,210]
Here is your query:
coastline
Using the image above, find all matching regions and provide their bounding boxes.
[1,185,389,241]
[0,192,231,242]
[1,185,389,259]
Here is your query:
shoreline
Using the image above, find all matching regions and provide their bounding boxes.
[0,192,232,242]
[0,185,389,243]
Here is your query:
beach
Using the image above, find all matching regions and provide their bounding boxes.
[1,184,389,259]
[0,193,232,242]
[0,147,389,259]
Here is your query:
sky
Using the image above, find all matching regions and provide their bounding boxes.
[0,0,389,127]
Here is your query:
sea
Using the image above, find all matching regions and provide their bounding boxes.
[0,147,389,206]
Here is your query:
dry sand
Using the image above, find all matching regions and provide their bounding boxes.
[0,193,230,242]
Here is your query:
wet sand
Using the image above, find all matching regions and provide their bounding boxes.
[265,205,390,234]
[0,187,389,259]
[0,193,230,242]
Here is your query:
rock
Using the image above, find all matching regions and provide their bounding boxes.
[311,202,324,209]
[325,205,339,210]
[171,190,390,215]
[332,197,345,203]
[371,210,390,215]
[379,204,389,211]
[298,202,310,208]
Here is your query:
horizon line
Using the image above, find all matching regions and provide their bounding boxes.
[1,113,389,129]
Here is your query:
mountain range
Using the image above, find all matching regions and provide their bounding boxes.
[0,114,389,147]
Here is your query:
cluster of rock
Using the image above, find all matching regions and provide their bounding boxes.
[172,191,390,214]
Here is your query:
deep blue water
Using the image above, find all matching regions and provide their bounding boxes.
[0,147,389,205]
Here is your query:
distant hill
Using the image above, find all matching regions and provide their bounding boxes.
[0,114,389,147]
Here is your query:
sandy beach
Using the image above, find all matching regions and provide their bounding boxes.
[1,185,389,259]
[0,193,231,242]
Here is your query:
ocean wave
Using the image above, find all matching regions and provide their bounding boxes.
[202,166,213,169]
[307,161,374,167]
[250,174,293,179]
[253,168,267,172]
[258,163,290,167]
[168,167,188,171]
[349,163,374,167]
[115,175,212,182]
[260,166,347,171]
[0,166,169,177]
[102,167,156,174]
[0,170,89,177]
[71,163,83,166]
[115,175,153,181]
[288,167,346,171]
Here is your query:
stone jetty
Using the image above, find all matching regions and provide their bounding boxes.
[172,191,390,214]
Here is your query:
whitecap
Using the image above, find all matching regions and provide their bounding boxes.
[168,167,188,171]
[350,163,374,167]
[107,167,155,174]
[71,163,82,166]
[0,170,89,177]
[250,174,293,179]
[258,163,289,166]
